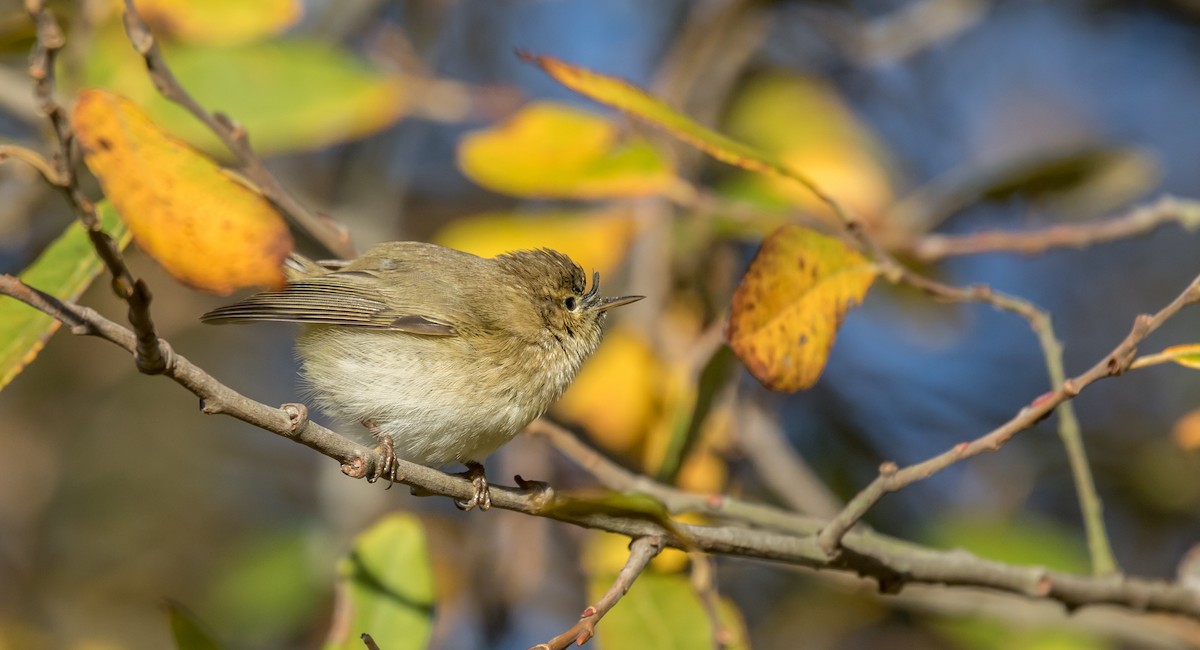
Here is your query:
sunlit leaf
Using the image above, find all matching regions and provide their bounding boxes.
[83,27,408,155]
[654,346,736,484]
[555,326,665,455]
[72,89,292,294]
[434,207,636,278]
[0,202,130,392]
[166,601,223,650]
[721,73,895,224]
[726,225,876,392]
[324,514,435,650]
[457,101,681,199]
[132,0,302,46]
[522,53,838,209]
[1157,343,1200,370]
[584,534,749,650]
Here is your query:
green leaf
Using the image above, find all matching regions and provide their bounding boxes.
[166,601,224,650]
[590,571,750,650]
[83,27,407,155]
[324,514,435,650]
[0,201,130,392]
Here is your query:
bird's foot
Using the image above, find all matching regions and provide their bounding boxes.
[361,419,397,489]
[454,462,491,512]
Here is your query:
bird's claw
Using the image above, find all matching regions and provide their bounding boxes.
[454,462,491,511]
[361,419,397,488]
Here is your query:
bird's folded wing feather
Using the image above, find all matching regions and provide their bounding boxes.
[200,271,456,336]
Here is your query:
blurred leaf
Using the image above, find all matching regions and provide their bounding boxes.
[166,601,223,650]
[583,534,750,650]
[1156,343,1200,370]
[434,207,636,278]
[924,514,1090,574]
[889,146,1160,234]
[325,514,434,650]
[1130,439,1200,514]
[555,326,665,455]
[523,53,852,218]
[0,201,130,392]
[132,0,302,45]
[204,528,324,645]
[654,346,736,484]
[1173,408,1200,452]
[457,101,681,199]
[72,89,292,294]
[727,225,877,392]
[931,615,1108,650]
[721,72,895,223]
[82,27,408,155]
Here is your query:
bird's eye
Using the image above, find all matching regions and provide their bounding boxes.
[564,296,578,311]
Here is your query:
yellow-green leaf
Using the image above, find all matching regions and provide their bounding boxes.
[72,89,292,294]
[434,207,636,277]
[1157,344,1200,370]
[720,72,895,222]
[132,0,302,46]
[324,514,435,650]
[83,28,408,155]
[726,225,876,392]
[457,101,681,199]
[522,53,835,209]
[0,201,130,392]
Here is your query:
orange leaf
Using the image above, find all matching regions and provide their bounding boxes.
[72,90,291,294]
[1173,409,1200,452]
[727,225,876,391]
[457,101,682,200]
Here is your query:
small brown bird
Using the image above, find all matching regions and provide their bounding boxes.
[201,241,641,510]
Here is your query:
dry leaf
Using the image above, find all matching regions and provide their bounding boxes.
[727,225,877,392]
[72,89,292,294]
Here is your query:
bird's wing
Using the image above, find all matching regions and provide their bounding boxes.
[200,269,456,336]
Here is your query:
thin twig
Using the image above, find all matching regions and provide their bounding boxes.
[817,273,1200,555]
[910,195,1200,261]
[3,276,1200,619]
[689,551,732,650]
[0,144,62,184]
[117,0,355,259]
[25,0,166,374]
[530,536,665,650]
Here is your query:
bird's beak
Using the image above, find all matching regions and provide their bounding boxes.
[594,294,644,312]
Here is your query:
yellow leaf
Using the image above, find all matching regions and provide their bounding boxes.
[130,0,303,46]
[726,225,877,392]
[1173,409,1200,452]
[456,101,682,199]
[555,327,664,456]
[72,89,292,294]
[723,73,894,221]
[1159,344,1200,370]
[434,207,636,278]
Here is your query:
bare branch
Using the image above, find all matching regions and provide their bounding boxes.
[530,536,665,650]
[24,0,166,374]
[689,551,732,650]
[117,0,355,259]
[817,273,1200,554]
[910,195,1200,261]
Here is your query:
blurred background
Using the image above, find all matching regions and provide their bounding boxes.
[4,0,1200,648]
